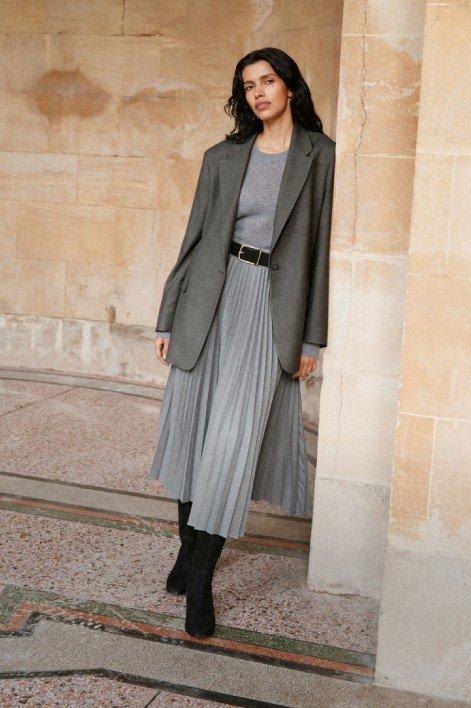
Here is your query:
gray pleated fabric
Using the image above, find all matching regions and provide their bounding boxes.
[149,250,312,539]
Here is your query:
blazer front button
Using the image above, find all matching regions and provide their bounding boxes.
[271,262,279,270]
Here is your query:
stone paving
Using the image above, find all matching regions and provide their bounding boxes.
[0,369,464,707]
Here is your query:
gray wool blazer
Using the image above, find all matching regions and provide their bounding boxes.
[155,121,336,374]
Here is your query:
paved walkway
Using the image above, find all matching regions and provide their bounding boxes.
[0,368,463,706]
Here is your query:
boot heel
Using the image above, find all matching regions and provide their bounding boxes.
[185,570,215,637]
[184,530,226,638]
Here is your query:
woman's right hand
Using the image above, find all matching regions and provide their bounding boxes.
[154,336,170,366]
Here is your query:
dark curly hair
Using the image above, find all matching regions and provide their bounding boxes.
[223,47,324,143]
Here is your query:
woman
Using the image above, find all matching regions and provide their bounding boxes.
[149,47,336,639]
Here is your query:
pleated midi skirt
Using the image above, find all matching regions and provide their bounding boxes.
[149,249,312,539]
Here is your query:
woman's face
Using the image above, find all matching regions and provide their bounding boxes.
[242,60,292,122]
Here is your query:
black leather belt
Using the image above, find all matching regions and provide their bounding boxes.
[230,240,270,267]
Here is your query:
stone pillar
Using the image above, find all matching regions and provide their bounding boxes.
[376,2,471,701]
[308,1,425,599]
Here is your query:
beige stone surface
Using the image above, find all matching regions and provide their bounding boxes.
[0,91,50,153]
[342,0,426,36]
[76,35,165,97]
[330,153,355,249]
[428,419,471,557]
[399,274,471,420]
[118,92,226,160]
[321,254,353,364]
[123,0,192,38]
[335,36,364,156]
[305,28,342,96]
[0,0,46,33]
[65,261,158,326]
[308,475,389,598]
[347,257,407,374]
[0,201,16,257]
[45,0,125,36]
[317,366,400,485]
[377,2,471,701]
[338,35,422,157]
[407,154,455,275]
[282,0,343,31]
[17,202,156,267]
[390,414,434,530]
[77,155,160,210]
[0,259,66,316]
[0,315,164,385]
[377,546,471,702]
[449,156,471,280]
[189,0,284,37]
[0,152,77,203]
[417,4,471,155]
[0,76,119,153]
[152,210,194,273]
[0,33,78,93]
[311,0,424,602]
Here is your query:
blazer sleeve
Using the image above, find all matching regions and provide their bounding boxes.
[302,149,336,348]
[301,342,320,358]
[155,150,211,333]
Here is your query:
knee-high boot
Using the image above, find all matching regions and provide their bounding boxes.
[165,499,198,594]
[185,529,226,638]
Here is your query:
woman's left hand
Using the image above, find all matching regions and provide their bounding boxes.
[291,354,318,379]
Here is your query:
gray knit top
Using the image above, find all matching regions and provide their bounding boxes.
[157,142,319,359]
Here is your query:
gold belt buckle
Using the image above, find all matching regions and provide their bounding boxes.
[238,243,261,266]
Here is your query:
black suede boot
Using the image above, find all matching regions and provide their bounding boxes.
[184,529,226,638]
[165,499,198,595]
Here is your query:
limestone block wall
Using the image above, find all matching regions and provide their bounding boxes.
[308,0,425,598]
[0,0,342,394]
[375,2,471,701]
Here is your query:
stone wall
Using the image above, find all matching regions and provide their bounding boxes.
[0,0,342,394]
[375,2,471,701]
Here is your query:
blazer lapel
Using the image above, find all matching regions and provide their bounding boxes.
[218,132,257,259]
[270,121,315,251]
[217,122,315,260]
